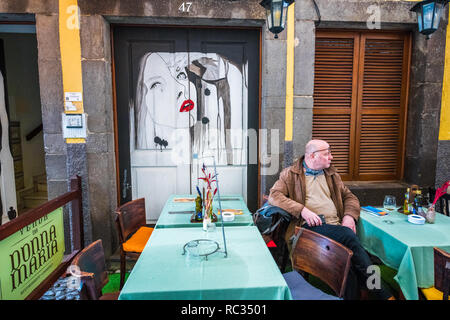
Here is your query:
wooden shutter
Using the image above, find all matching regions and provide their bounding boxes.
[355,34,410,180]
[313,31,411,181]
[313,32,360,180]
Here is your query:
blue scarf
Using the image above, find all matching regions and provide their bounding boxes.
[303,160,324,178]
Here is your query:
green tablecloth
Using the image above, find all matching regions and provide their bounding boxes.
[155,194,255,229]
[119,226,292,300]
[357,210,450,300]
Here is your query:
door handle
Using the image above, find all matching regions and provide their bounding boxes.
[122,169,131,199]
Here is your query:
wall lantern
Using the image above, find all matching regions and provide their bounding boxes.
[410,0,449,39]
[260,0,295,38]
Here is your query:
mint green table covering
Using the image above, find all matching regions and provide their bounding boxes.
[119,226,292,300]
[155,194,254,229]
[357,210,450,300]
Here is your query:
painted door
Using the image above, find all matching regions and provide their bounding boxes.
[114,27,259,223]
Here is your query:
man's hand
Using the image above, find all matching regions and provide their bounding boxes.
[342,215,356,233]
[301,207,322,227]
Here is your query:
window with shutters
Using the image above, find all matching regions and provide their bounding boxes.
[313,31,411,181]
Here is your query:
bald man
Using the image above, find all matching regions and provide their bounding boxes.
[269,139,394,300]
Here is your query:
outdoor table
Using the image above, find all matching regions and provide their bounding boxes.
[357,209,450,300]
[118,226,292,300]
[155,194,255,229]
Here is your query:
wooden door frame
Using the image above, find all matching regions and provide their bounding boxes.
[110,24,263,210]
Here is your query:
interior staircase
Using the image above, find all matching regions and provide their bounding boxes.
[17,173,48,215]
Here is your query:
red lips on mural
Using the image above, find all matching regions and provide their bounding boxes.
[179,99,195,112]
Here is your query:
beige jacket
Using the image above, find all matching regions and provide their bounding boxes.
[268,156,361,247]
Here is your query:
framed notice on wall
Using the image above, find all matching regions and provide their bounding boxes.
[0,208,65,300]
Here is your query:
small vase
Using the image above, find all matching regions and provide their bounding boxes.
[203,215,211,231]
[425,205,436,224]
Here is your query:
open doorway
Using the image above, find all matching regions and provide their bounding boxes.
[0,23,46,224]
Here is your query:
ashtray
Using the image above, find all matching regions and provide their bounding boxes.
[407,214,425,225]
[182,239,220,260]
[222,211,235,222]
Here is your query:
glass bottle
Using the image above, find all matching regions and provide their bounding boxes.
[195,195,203,221]
[404,188,410,214]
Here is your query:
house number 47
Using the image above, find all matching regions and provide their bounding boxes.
[179,2,193,13]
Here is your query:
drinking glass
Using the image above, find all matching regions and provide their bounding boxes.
[383,195,397,211]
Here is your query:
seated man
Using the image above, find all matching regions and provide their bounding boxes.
[269,139,394,300]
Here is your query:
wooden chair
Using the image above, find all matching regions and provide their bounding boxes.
[421,247,450,300]
[283,227,353,299]
[438,194,450,216]
[70,239,119,300]
[115,198,154,289]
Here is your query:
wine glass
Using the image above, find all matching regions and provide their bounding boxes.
[383,195,397,211]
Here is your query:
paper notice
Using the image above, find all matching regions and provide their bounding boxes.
[65,92,82,102]
[64,101,77,111]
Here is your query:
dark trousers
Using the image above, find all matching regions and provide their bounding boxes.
[302,223,392,300]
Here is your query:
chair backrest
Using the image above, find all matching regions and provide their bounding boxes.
[115,198,146,244]
[439,194,450,216]
[434,247,450,299]
[291,227,353,298]
[71,239,108,300]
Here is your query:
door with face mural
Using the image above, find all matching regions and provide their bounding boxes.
[114,27,259,223]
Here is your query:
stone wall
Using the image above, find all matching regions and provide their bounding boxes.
[1,0,447,255]
[405,20,447,188]
[262,0,446,201]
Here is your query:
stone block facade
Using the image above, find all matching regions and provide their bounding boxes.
[1,0,448,256]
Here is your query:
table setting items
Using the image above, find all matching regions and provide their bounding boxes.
[361,205,389,217]
[168,210,195,214]
[383,195,397,212]
[221,211,235,222]
[216,209,245,222]
[182,158,228,266]
[217,208,243,215]
[190,165,219,230]
[173,197,195,202]
[396,184,439,224]
[183,239,220,265]
[425,180,450,223]
[407,214,426,225]
[401,185,424,215]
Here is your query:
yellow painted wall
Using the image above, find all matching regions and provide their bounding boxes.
[440,10,450,140]
[285,3,295,142]
[58,0,85,144]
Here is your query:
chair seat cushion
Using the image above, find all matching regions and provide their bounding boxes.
[123,226,153,253]
[421,287,449,300]
[283,271,341,300]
